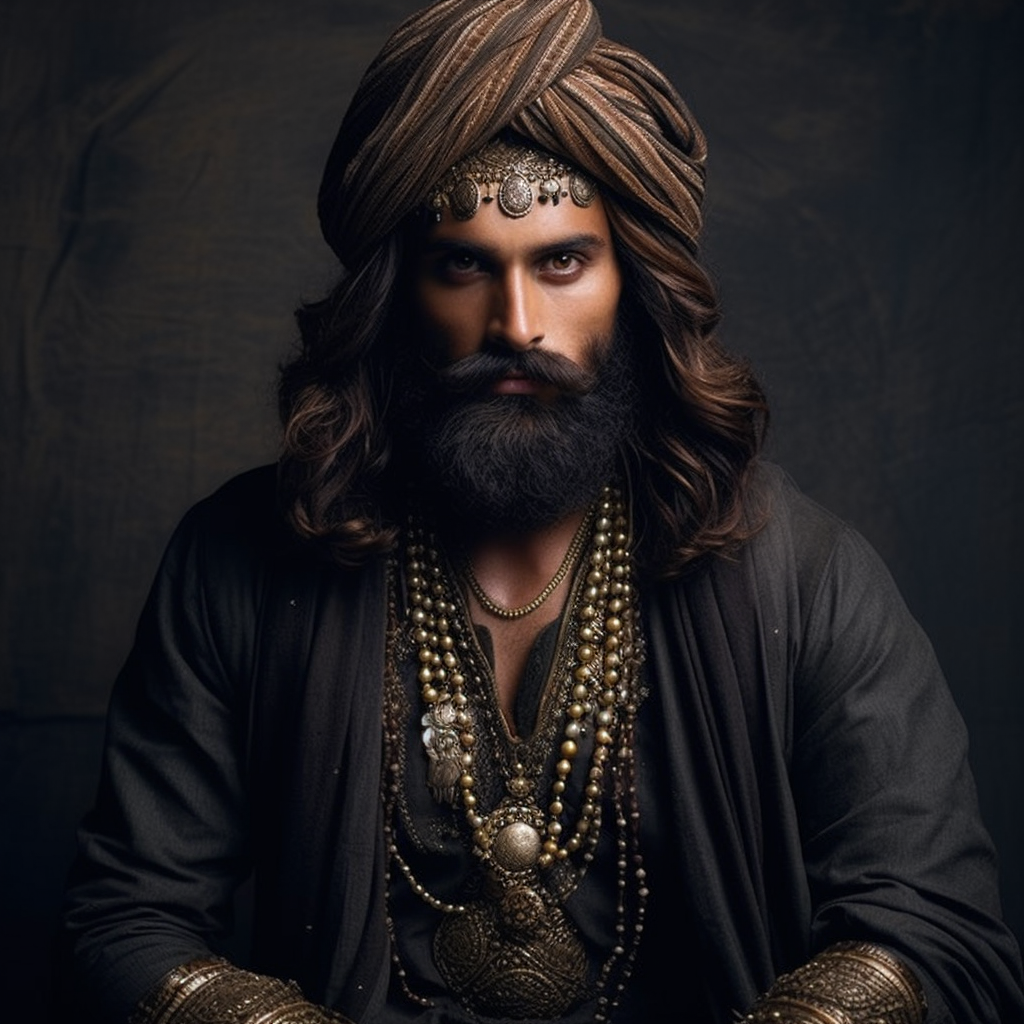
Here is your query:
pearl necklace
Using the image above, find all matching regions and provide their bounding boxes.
[383,485,649,1021]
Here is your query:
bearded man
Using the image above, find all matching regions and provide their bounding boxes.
[62,2,1023,1023]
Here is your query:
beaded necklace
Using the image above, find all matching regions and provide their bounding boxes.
[381,485,648,1021]
[461,507,593,620]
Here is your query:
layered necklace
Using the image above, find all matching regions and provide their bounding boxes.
[382,485,648,1022]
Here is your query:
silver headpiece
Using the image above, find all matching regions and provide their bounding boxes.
[426,137,598,222]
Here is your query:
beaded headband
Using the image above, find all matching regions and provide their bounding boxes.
[425,137,598,222]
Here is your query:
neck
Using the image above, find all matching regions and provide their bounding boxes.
[462,507,590,617]
[405,484,628,734]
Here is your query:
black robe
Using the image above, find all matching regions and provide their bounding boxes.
[63,463,1024,1023]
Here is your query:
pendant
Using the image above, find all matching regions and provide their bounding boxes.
[421,700,463,805]
[433,807,590,1018]
[433,895,589,1018]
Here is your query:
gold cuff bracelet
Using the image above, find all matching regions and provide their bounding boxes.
[743,942,927,1024]
[129,957,353,1024]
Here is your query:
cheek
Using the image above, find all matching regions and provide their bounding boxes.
[582,269,622,337]
[414,289,481,362]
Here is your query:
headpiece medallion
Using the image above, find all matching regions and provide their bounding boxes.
[427,137,598,222]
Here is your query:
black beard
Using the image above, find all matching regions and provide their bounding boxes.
[392,330,637,536]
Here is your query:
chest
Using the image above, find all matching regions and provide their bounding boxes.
[476,611,564,733]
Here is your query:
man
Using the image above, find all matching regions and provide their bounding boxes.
[62,1,1023,1022]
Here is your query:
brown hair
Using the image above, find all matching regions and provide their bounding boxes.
[277,196,768,579]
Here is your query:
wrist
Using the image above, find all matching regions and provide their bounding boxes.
[130,957,353,1024]
[742,942,927,1024]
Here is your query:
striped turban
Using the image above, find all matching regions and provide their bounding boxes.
[318,0,708,271]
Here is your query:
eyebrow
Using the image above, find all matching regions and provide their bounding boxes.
[420,232,611,262]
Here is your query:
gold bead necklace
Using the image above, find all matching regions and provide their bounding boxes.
[382,485,649,1021]
[461,506,594,619]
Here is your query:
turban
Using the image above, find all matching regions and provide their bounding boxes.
[318,0,707,270]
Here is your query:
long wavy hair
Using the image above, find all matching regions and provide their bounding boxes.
[278,196,768,579]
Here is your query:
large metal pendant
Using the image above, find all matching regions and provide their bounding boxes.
[433,895,589,1018]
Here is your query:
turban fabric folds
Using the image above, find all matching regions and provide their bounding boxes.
[318,0,708,270]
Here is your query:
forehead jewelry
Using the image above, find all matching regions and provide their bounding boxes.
[426,137,598,221]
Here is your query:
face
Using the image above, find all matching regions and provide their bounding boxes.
[396,189,634,535]
[412,193,622,392]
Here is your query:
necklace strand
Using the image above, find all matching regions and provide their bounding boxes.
[414,488,625,860]
[382,485,648,1020]
[461,506,593,619]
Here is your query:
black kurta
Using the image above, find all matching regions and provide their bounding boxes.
[63,463,1024,1023]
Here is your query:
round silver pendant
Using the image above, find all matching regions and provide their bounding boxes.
[498,172,534,218]
[449,177,481,220]
[491,821,543,872]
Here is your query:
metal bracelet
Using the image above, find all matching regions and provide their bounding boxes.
[743,942,927,1024]
[130,957,353,1024]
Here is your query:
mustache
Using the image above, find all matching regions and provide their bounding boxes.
[435,347,600,397]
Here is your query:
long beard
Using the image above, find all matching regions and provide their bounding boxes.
[393,329,637,535]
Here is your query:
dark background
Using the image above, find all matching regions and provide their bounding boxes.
[1,0,1020,1012]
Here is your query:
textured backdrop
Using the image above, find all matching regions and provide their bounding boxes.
[1,0,1020,1009]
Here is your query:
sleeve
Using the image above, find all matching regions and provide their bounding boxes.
[62,486,267,1023]
[789,522,1024,1023]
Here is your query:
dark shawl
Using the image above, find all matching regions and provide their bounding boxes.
[63,463,1023,1022]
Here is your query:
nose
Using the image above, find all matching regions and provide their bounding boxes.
[487,267,544,350]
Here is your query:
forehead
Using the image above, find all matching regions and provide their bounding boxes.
[418,192,616,256]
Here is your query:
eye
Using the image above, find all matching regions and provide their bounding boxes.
[437,251,481,279]
[542,252,584,278]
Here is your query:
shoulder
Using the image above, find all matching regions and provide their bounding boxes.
[162,464,382,615]
[150,465,306,627]
[697,460,855,606]
[178,464,281,540]
[741,461,902,614]
[740,463,942,714]
[165,464,301,573]
[658,461,908,651]
[744,461,847,569]
[748,462,905,610]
